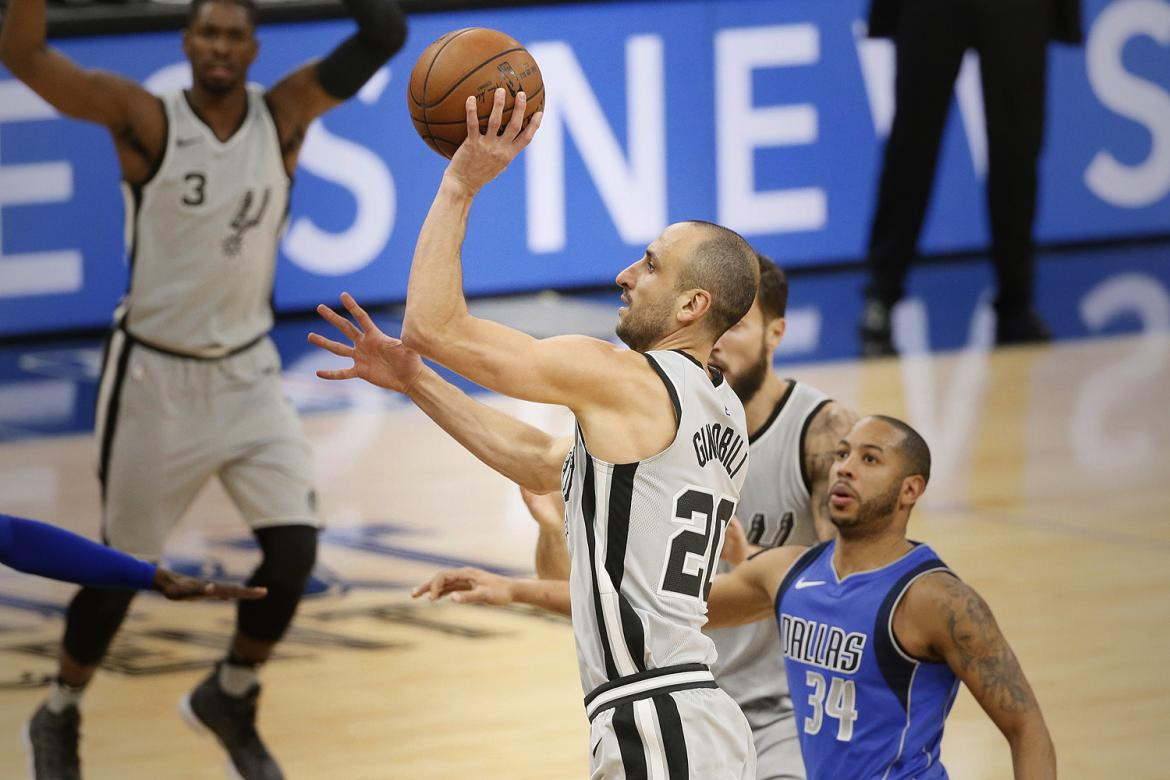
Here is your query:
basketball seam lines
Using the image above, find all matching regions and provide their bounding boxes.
[409,83,545,125]
[415,46,529,109]
[419,28,477,156]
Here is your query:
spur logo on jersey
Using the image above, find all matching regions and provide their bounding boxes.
[222,188,271,257]
[692,420,747,478]
[780,613,867,674]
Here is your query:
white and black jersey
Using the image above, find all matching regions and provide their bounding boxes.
[707,380,831,778]
[118,86,289,357]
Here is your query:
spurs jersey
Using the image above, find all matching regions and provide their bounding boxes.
[119,87,289,357]
[564,349,750,697]
[708,381,832,725]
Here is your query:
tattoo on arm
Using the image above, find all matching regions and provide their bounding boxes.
[940,577,1037,714]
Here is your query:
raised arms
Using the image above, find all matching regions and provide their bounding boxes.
[265,0,406,170]
[0,0,164,182]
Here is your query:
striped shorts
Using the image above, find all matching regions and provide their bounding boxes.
[586,665,756,779]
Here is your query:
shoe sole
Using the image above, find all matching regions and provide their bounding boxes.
[178,693,247,780]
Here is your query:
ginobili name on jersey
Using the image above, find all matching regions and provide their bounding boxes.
[693,421,747,478]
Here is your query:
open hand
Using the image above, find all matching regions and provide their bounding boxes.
[411,566,516,606]
[152,568,267,601]
[309,292,424,394]
[445,87,542,196]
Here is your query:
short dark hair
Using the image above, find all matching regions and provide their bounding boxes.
[756,254,788,320]
[187,0,259,29]
[677,221,759,338]
[872,414,931,485]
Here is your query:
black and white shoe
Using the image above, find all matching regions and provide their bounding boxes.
[179,667,283,780]
[24,703,81,780]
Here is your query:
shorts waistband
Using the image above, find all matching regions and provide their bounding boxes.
[584,663,717,721]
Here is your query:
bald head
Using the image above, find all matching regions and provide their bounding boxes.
[675,221,759,339]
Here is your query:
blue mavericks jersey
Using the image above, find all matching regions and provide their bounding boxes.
[775,540,960,779]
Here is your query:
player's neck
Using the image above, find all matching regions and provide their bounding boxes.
[831,530,914,579]
[744,372,789,434]
[185,86,249,140]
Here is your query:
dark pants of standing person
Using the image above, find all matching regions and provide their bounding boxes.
[861,0,1052,354]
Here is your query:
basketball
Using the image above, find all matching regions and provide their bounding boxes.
[407,28,545,159]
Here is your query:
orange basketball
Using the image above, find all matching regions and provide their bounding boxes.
[407,28,545,159]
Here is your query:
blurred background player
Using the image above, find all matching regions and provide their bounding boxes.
[0,0,407,776]
[430,255,859,779]
[858,0,1083,355]
[1,513,267,600]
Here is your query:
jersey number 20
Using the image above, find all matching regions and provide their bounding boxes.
[660,487,735,601]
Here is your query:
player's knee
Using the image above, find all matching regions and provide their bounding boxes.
[62,586,137,666]
[238,525,318,643]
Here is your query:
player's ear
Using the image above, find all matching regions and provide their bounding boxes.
[765,316,786,353]
[677,288,712,325]
[899,474,926,511]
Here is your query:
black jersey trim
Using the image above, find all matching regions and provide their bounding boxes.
[97,333,134,508]
[652,692,690,778]
[121,327,267,362]
[131,95,169,189]
[605,462,647,673]
[748,379,797,444]
[261,93,296,183]
[612,702,648,778]
[798,398,834,494]
[644,353,681,429]
[874,559,954,712]
[581,455,620,680]
[584,662,712,708]
[183,89,250,144]
[670,348,723,386]
[774,541,831,617]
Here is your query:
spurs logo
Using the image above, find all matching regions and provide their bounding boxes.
[222,188,271,257]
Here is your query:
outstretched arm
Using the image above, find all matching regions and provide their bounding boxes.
[266,0,406,168]
[705,545,804,629]
[521,487,571,580]
[0,0,164,180]
[412,567,572,617]
[400,89,639,415]
[310,295,568,493]
[903,574,1055,779]
[0,514,265,600]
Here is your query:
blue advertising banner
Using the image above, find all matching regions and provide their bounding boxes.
[1,0,1168,336]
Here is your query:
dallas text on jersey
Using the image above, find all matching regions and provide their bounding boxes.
[780,613,867,674]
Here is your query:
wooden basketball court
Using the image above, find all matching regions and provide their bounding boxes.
[1,332,1167,778]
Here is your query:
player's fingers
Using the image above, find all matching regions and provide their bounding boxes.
[340,292,378,334]
[486,87,506,136]
[316,304,361,341]
[516,110,542,149]
[464,95,479,138]
[315,367,358,381]
[208,584,268,600]
[505,91,526,139]
[308,333,354,358]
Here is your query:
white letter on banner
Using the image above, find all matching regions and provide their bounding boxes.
[715,25,825,235]
[283,120,395,275]
[525,36,666,253]
[1084,0,1170,208]
[0,81,82,299]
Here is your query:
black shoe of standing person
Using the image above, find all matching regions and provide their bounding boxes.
[859,298,897,358]
[180,666,284,780]
[24,703,82,780]
[996,308,1052,346]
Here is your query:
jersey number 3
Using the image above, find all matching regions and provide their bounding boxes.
[660,487,735,601]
